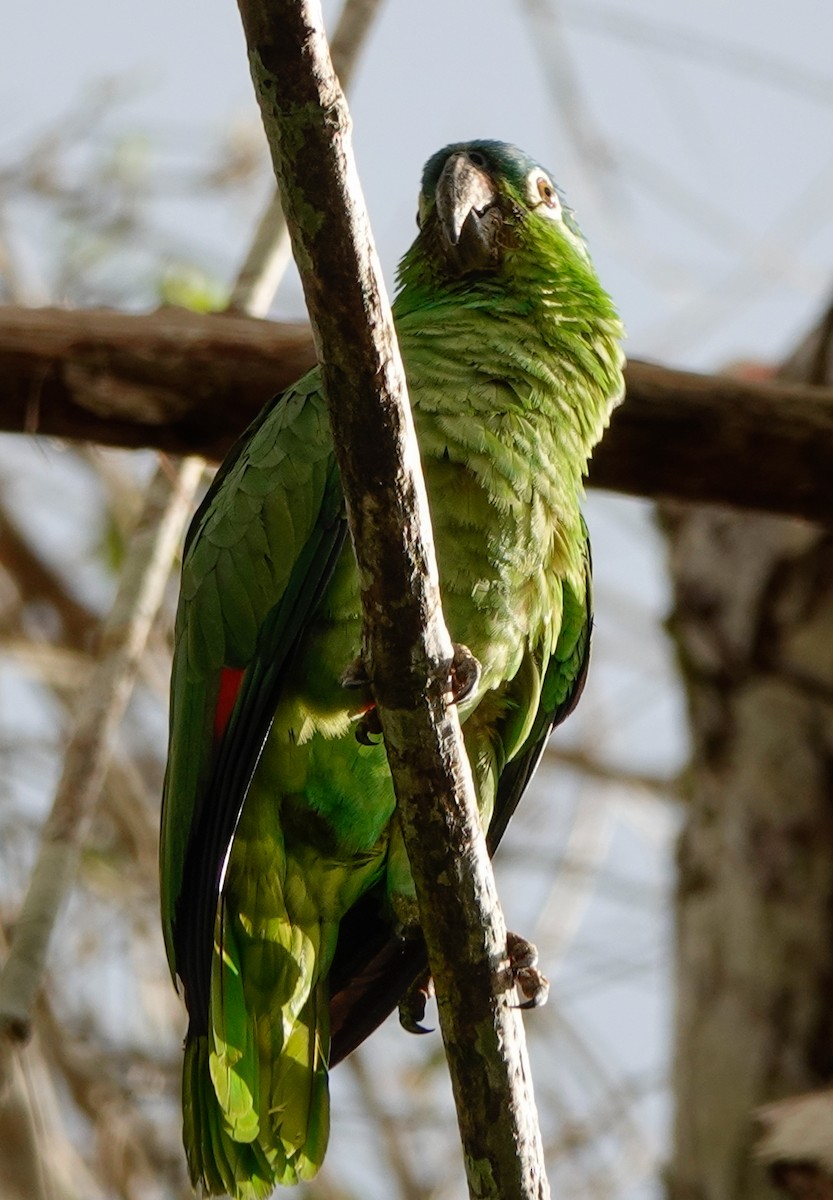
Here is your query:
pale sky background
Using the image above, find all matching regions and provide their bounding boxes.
[2,2,833,1197]
[5,0,833,366]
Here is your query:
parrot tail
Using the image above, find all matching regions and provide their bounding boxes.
[181,959,331,1196]
[182,1034,275,1199]
[179,793,337,1195]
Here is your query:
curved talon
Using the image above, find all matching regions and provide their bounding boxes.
[507,930,550,1010]
[513,966,550,1009]
[341,655,383,744]
[355,709,383,746]
[447,643,481,705]
[399,971,434,1036]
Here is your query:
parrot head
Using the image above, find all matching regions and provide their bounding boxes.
[410,139,588,279]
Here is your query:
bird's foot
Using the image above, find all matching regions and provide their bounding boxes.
[341,643,480,743]
[445,643,481,706]
[354,706,383,746]
[507,931,549,1010]
[341,656,383,745]
[399,970,434,1036]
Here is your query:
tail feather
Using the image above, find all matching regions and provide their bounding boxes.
[271,980,330,1178]
[181,805,341,1196]
[182,925,331,1196]
[209,914,260,1143]
[293,995,330,1181]
[184,1036,276,1200]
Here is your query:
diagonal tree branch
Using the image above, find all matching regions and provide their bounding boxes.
[1,303,832,522]
[0,457,205,1053]
[0,505,99,646]
[234,0,550,1195]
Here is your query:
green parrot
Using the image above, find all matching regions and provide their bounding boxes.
[160,139,624,1197]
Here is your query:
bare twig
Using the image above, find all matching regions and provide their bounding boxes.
[225,191,293,315]
[567,4,833,108]
[0,1050,52,1200]
[0,914,106,1200]
[235,0,550,1194]
[0,505,99,645]
[0,456,205,1052]
[520,0,618,178]
[532,789,613,970]
[34,994,183,1200]
[543,743,678,797]
[347,1051,424,1200]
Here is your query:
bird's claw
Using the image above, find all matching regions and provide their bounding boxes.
[355,707,383,745]
[344,645,480,743]
[507,931,549,1010]
[446,643,480,706]
[341,656,383,744]
[399,970,435,1036]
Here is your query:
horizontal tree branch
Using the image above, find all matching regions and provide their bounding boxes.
[1,304,831,522]
[0,305,316,460]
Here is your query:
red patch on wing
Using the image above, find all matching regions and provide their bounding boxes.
[214,667,245,740]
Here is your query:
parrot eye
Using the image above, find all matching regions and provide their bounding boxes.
[537,178,556,206]
[527,171,562,219]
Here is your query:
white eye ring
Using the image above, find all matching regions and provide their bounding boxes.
[527,171,561,219]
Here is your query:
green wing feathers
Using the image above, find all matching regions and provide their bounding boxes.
[160,376,336,977]
[161,378,347,1188]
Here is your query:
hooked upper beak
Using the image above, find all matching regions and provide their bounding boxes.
[434,153,500,270]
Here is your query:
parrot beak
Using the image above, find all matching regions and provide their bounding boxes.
[434,152,500,271]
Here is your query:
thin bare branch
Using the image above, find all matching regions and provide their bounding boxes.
[531,789,613,970]
[0,455,204,1050]
[567,4,833,108]
[520,0,618,177]
[0,505,99,645]
[0,1050,53,1200]
[34,994,183,1199]
[543,743,679,797]
[0,926,104,1200]
[347,1051,425,1200]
